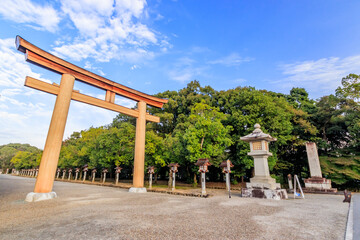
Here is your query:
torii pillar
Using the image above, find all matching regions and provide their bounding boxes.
[129,101,147,193]
[25,74,75,202]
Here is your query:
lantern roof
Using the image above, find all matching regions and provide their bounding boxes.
[219,160,234,168]
[168,163,180,168]
[240,123,277,142]
[195,158,211,166]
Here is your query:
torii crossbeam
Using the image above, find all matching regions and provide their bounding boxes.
[16,36,167,202]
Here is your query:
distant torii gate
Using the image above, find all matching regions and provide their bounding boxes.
[15,36,168,202]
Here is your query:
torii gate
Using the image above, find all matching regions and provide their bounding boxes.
[15,36,168,202]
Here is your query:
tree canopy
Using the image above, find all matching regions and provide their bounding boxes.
[4,75,359,189]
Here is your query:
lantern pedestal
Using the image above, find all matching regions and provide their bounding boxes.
[241,188,288,200]
[303,177,336,193]
[247,153,280,190]
[129,187,147,193]
[25,192,57,202]
[247,177,280,190]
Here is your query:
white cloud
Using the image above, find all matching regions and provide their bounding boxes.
[84,61,106,76]
[0,38,42,88]
[0,0,60,32]
[209,53,254,67]
[169,60,207,83]
[168,57,209,83]
[278,55,360,97]
[51,0,164,63]
[131,65,140,70]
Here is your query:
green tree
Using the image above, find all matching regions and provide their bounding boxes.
[0,143,41,169]
[11,150,41,169]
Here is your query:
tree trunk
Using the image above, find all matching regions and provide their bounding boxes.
[168,171,172,188]
[193,172,197,185]
[154,172,158,184]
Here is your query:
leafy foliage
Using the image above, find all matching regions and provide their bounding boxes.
[4,77,359,189]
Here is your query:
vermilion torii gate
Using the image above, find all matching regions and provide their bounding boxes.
[15,36,167,202]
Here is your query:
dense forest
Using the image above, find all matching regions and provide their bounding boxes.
[1,74,359,189]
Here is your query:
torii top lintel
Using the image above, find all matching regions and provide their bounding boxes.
[15,35,168,108]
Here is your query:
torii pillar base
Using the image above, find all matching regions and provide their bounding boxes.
[25,192,57,202]
[129,187,147,193]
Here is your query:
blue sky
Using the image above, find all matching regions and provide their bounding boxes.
[1,0,360,148]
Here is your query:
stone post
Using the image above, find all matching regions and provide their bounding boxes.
[306,142,322,177]
[92,170,96,183]
[83,170,87,182]
[201,172,206,196]
[26,74,75,202]
[68,169,72,181]
[149,173,153,189]
[62,170,66,180]
[304,142,335,191]
[226,172,230,191]
[129,101,147,193]
[102,169,108,184]
[116,172,119,185]
[114,166,122,185]
[172,171,176,191]
[75,169,79,181]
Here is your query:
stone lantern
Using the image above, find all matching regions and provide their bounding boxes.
[82,165,88,182]
[102,168,108,184]
[195,158,211,196]
[62,169,66,180]
[147,166,155,189]
[168,163,179,191]
[56,168,61,179]
[68,169,73,181]
[91,169,97,183]
[74,168,80,181]
[220,160,233,191]
[114,166,122,185]
[240,123,288,200]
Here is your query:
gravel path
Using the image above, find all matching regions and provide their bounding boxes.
[0,174,348,240]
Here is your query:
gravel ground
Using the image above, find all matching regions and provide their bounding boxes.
[0,174,348,240]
